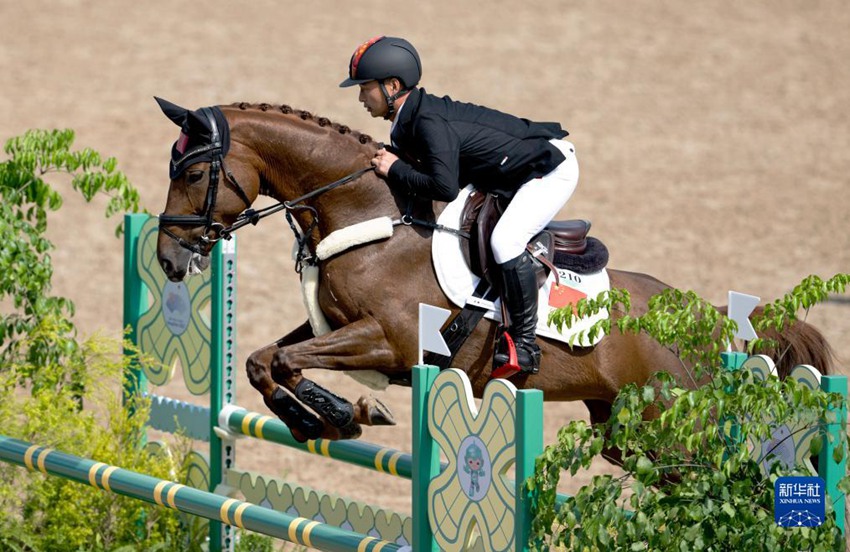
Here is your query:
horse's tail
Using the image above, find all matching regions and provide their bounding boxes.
[720,305,835,378]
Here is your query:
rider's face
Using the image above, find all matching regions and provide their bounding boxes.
[358,81,388,119]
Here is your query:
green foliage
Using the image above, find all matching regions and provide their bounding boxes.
[533,273,849,551]
[550,287,632,348]
[0,129,207,550]
[550,286,736,380]
[752,273,850,349]
[0,129,142,387]
[234,531,279,551]
[0,332,202,551]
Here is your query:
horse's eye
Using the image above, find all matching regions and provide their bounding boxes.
[186,171,205,184]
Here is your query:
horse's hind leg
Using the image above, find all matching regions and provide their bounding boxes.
[584,399,624,467]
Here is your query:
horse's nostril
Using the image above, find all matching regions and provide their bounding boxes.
[160,257,187,282]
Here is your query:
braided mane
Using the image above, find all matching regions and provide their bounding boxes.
[228,102,375,145]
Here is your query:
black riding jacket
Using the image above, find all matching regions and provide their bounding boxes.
[387,88,569,201]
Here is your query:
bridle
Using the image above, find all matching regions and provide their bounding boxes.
[158,106,377,259]
[158,107,252,255]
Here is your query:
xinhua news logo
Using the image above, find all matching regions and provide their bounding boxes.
[774,476,825,527]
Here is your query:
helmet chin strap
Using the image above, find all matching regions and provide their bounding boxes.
[378,80,408,120]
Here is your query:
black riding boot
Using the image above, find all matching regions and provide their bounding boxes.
[493,251,542,373]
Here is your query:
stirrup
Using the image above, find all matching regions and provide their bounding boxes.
[492,334,541,379]
[492,333,521,379]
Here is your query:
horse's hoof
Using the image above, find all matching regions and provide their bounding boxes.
[357,396,396,426]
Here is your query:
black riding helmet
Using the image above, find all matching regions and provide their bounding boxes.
[340,36,422,119]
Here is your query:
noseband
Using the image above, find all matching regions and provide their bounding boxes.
[158,107,251,255]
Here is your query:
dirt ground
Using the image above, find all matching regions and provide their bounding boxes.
[2,0,849,547]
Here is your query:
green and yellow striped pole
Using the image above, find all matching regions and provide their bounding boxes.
[0,436,403,552]
[220,405,416,479]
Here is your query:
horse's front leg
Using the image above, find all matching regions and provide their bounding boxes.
[246,321,328,441]
[247,317,403,442]
[275,317,403,438]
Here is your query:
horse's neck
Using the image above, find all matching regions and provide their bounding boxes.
[249,115,400,240]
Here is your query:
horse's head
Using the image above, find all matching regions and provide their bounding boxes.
[156,99,415,281]
[155,97,259,281]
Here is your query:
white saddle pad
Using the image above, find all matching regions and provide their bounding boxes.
[432,186,609,347]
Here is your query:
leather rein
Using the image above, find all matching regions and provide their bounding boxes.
[159,115,468,271]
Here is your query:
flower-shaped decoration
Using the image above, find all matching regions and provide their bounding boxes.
[742,355,822,475]
[428,369,519,552]
[135,217,213,395]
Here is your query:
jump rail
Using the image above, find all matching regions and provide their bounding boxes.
[0,435,403,552]
[218,405,417,479]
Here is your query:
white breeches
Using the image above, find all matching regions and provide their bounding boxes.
[490,139,579,264]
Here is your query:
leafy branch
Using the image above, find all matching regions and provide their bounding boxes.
[0,129,143,389]
[750,273,850,353]
[532,273,849,551]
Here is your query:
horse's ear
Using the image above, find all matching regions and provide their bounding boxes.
[155,96,189,127]
[185,109,211,134]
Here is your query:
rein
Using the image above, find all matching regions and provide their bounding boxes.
[159,120,467,269]
[160,142,379,261]
[223,166,377,237]
[398,210,470,239]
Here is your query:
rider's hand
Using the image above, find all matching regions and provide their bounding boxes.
[371,148,398,177]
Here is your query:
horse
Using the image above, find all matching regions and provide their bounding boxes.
[154,98,834,444]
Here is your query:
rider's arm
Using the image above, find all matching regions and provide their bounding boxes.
[387,114,461,202]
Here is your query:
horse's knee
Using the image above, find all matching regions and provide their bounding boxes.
[246,352,272,391]
[271,349,301,386]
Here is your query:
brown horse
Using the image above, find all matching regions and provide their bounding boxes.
[154,99,834,443]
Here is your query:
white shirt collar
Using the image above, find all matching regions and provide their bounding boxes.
[389,98,407,145]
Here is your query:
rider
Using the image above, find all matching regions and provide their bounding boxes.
[340,35,579,374]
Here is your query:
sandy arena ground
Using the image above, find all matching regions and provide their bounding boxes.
[2,1,848,548]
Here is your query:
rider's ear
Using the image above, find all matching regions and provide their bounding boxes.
[380,78,398,95]
[155,97,189,127]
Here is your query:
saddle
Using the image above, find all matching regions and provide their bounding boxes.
[459,190,600,288]
[424,189,609,371]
